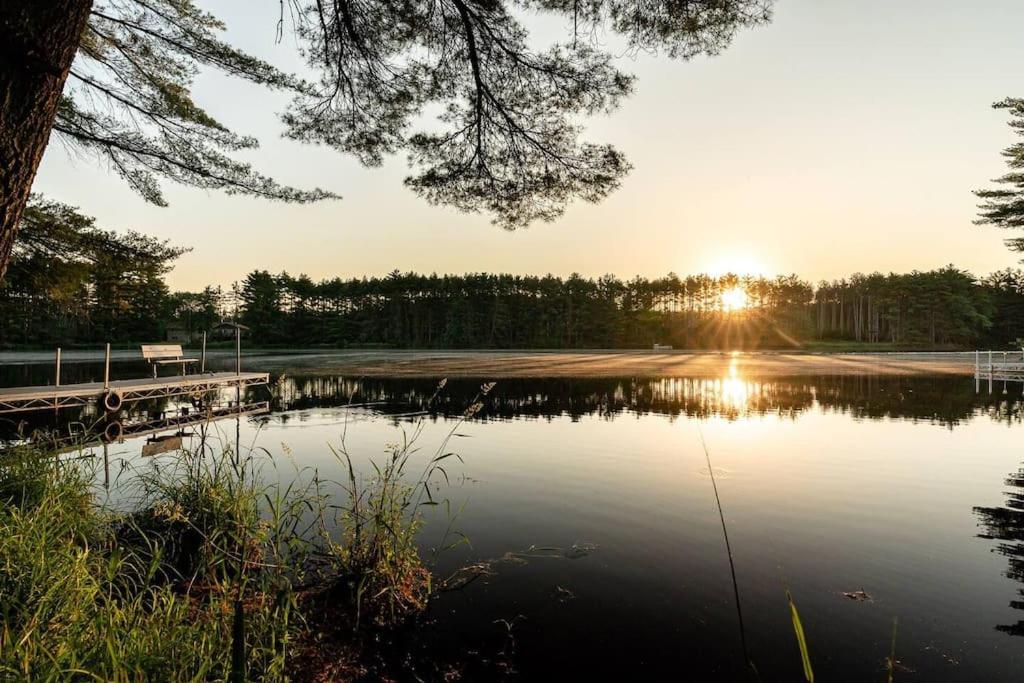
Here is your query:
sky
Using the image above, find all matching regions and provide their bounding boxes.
[32,0,1024,291]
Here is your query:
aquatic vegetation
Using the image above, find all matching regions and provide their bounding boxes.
[786,589,814,683]
[310,380,495,627]
[0,378,495,680]
[119,451,269,588]
[887,617,899,683]
[439,542,599,592]
[0,449,294,681]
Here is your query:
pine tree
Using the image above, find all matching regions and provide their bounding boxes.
[0,1,773,280]
[977,98,1024,251]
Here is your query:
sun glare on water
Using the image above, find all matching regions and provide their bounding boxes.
[721,286,749,312]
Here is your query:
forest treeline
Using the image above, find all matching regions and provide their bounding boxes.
[220,267,1019,349]
[3,197,1024,350]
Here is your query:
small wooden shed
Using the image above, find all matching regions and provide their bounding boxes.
[211,321,250,341]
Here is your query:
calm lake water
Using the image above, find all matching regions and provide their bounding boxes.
[3,356,1024,681]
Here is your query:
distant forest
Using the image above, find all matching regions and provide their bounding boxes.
[3,197,1024,350]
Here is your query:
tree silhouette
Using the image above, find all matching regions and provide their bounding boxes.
[3,199,1015,348]
[977,98,1024,252]
[0,0,774,281]
[975,466,1024,636]
[266,374,1009,427]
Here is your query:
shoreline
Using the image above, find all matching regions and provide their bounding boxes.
[0,348,981,378]
[249,349,979,378]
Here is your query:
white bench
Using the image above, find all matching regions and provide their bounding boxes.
[141,344,199,377]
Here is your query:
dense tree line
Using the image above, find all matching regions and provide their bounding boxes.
[225,268,1009,349]
[228,270,815,348]
[3,197,1022,350]
[813,268,998,345]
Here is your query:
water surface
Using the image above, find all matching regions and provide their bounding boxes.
[3,359,1023,681]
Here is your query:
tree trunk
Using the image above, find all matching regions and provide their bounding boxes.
[0,0,92,282]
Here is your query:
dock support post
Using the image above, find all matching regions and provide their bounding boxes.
[975,350,980,378]
[989,349,994,394]
[103,343,110,390]
[234,327,241,465]
[55,348,61,387]
[234,326,241,410]
[201,331,207,373]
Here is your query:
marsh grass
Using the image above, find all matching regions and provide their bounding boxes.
[307,379,494,628]
[0,445,295,681]
[0,379,489,680]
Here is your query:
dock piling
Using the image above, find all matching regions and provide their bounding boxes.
[234,326,241,410]
[55,347,61,387]
[103,343,111,389]
[201,331,207,373]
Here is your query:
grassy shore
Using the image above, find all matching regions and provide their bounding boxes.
[0,382,486,681]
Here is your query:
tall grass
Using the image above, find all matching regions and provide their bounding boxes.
[0,380,486,680]
[310,380,493,627]
[0,445,294,680]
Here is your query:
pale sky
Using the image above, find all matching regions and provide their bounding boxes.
[32,0,1024,291]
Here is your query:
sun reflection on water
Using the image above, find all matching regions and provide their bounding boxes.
[718,356,751,412]
[647,356,761,419]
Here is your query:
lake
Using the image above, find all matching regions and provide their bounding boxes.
[2,352,1023,681]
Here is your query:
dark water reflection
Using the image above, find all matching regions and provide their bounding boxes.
[3,363,1024,680]
[272,373,1024,427]
[975,466,1024,638]
[4,359,1024,427]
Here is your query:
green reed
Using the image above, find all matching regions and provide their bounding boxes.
[0,440,304,681]
[313,379,492,627]
[0,379,485,680]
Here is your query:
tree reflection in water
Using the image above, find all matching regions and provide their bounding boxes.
[270,373,1024,428]
[975,467,1024,636]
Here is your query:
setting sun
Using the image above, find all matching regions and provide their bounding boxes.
[721,286,749,312]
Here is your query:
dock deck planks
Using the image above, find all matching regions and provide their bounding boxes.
[0,372,270,414]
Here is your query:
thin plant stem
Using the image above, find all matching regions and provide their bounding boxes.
[698,426,757,681]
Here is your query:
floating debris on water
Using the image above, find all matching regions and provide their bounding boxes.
[924,645,961,666]
[442,543,598,591]
[840,589,873,602]
[563,542,597,559]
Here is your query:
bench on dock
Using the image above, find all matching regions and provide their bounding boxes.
[141,344,198,377]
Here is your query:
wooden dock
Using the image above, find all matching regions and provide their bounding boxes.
[972,350,1024,393]
[48,401,271,453]
[0,372,269,414]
